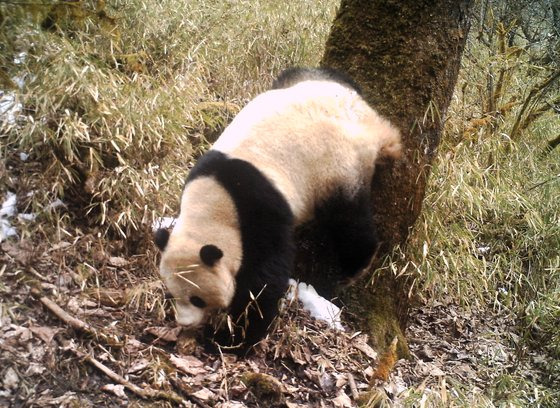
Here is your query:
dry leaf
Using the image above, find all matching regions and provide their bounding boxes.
[25,363,46,376]
[101,384,128,399]
[49,241,72,251]
[192,387,216,401]
[29,326,60,344]
[319,372,335,393]
[364,366,375,378]
[220,402,247,408]
[429,365,445,377]
[331,390,352,407]
[127,359,149,374]
[353,336,378,360]
[169,354,207,376]
[108,256,128,267]
[144,326,182,342]
[88,288,125,307]
[456,363,477,380]
[3,367,19,390]
[8,325,32,342]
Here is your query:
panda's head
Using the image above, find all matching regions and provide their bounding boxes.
[155,229,236,328]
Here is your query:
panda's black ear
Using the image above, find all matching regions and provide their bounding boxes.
[200,244,223,266]
[154,229,170,251]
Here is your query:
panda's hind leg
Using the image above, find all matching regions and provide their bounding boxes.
[316,187,379,280]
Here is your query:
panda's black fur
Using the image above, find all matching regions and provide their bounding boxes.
[185,150,294,351]
[272,66,362,95]
[156,67,401,355]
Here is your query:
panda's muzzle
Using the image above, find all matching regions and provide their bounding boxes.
[174,300,207,328]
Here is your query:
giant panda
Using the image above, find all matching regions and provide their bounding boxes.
[155,67,402,354]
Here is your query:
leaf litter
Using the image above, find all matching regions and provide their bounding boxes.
[0,234,553,407]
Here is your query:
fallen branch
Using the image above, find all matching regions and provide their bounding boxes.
[37,294,123,347]
[69,347,188,405]
[347,373,359,400]
[37,291,206,406]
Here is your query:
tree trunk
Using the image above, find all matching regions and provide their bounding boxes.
[294,0,473,357]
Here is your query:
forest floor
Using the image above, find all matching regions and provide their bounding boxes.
[1,231,552,407]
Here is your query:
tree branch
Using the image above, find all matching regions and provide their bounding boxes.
[69,347,190,405]
[37,292,207,407]
[38,294,124,347]
[510,70,560,140]
[545,134,560,154]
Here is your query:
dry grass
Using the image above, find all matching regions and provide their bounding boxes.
[388,30,560,405]
[0,0,336,238]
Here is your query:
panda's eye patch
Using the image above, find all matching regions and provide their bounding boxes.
[190,296,207,308]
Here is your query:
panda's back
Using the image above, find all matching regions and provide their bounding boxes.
[211,80,397,223]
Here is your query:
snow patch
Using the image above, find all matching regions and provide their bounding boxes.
[152,216,176,231]
[287,279,344,331]
[0,192,17,218]
[18,213,36,222]
[1,192,18,242]
[14,52,27,65]
[12,76,25,90]
[0,91,22,125]
[46,199,66,211]
[0,192,42,242]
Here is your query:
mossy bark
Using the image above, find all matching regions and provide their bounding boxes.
[294,0,472,357]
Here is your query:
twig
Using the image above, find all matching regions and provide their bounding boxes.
[28,267,49,282]
[69,347,188,406]
[38,294,123,347]
[525,173,560,191]
[169,377,213,408]
[37,292,205,406]
[347,373,359,400]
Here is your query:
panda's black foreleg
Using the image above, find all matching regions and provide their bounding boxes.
[317,187,378,279]
[204,258,291,356]
[203,287,286,356]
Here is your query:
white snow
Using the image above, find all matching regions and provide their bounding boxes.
[0,192,17,218]
[46,199,65,211]
[12,76,25,90]
[0,91,22,125]
[18,213,36,222]
[1,192,18,242]
[287,279,344,331]
[14,52,27,65]
[1,52,26,125]
[0,220,17,242]
[0,192,45,242]
[152,216,176,231]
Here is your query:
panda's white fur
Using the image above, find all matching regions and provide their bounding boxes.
[156,68,401,354]
[158,178,242,325]
[213,80,400,223]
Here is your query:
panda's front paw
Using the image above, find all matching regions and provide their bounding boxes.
[202,324,252,356]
